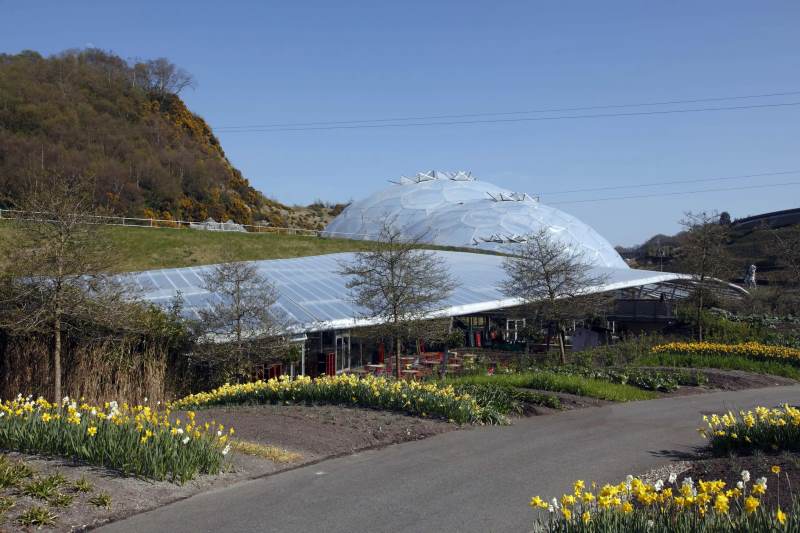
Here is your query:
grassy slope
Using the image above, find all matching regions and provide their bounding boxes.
[0,223,492,273]
[100,226,376,272]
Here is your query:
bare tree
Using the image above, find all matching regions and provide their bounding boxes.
[137,58,195,100]
[771,225,800,287]
[192,261,287,382]
[675,211,732,341]
[500,228,609,365]
[0,175,124,404]
[339,222,457,378]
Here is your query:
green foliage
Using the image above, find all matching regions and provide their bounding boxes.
[449,372,657,402]
[451,383,561,415]
[48,492,75,508]
[0,456,35,488]
[0,49,268,224]
[544,365,707,392]
[16,505,57,527]
[0,496,14,514]
[89,492,112,509]
[636,352,800,380]
[72,476,94,493]
[22,476,64,500]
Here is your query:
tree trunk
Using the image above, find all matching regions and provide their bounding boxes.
[696,292,704,341]
[395,336,401,379]
[557,328,567,365]
[54,311,62,408]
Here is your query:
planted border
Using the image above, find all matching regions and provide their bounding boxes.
[172,375,503,425]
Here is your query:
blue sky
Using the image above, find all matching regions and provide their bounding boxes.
[3,1,800,245]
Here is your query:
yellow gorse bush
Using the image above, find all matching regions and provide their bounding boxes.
[530,469,792,532]
[651,341,800,362]
[699,404,800,455]
[171,374,500,424]
[0,394,231,482]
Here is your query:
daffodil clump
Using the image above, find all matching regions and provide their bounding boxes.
[699,405,800,455]
[652,341,800,363]
[0,395,231,483]
[172,374,501,424]
[530,469,794,532]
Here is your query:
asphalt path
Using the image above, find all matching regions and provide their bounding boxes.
[99,385,800,533]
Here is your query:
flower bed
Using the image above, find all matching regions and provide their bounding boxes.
[171,375,501,425]
[651,341,800,363]
[529,469,793,532]
[700,404,800,455]
[0,395,229,483]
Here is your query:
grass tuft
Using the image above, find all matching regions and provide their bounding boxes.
[72,476,94,493]
[88,492,112,509]
[16,505,57,527]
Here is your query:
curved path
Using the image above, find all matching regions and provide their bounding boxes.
[99,385,800,533]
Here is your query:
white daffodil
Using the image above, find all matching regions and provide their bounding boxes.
[741,470,751,483]
[182,436,190,444]
[668,472,677,484]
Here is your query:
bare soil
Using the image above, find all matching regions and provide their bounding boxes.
[190,404,455,461]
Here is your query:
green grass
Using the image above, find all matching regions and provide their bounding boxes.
[0,222,495,272]
[448,372,657,402]
[636,352,800,380]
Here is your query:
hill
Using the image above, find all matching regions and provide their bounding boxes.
[0,49,340,229]
[621,220,799,285]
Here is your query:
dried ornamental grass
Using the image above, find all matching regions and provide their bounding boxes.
[0,395,231,483]
[529,469,795,532]
[171,374,502,425]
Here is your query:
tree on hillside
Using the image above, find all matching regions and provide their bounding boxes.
[772,226,800,287]
[131,58,195,100]
[338,222,457,378]
[191,261,288,382]
[674,211,733,341]
[500,228,610,365]
[0,175,127,404]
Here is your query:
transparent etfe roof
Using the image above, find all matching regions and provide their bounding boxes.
[125,251,687,334]
[323,171,629,269]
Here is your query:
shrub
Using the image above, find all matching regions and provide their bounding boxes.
[0,395,229,483]
[530,470,793,532]
[701,405,800,456]
[172,375,503,425]
[451,383,560,415]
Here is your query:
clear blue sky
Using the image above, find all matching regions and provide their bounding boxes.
[3,1,800,245]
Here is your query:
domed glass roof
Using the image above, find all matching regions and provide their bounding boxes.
[324,171,628,269]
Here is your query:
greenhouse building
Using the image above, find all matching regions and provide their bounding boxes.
[130,171,742,378]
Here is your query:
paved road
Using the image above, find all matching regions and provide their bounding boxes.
[99,386,800,533]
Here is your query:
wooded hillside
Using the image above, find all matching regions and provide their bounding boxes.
[0,49,293,225]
